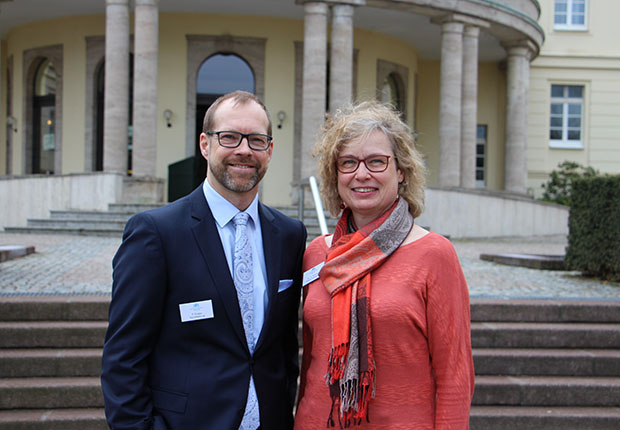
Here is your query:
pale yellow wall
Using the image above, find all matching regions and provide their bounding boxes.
[529,0,620,196]
[477,62,506,191]
[353,28,418,126]
[416,60,440,186]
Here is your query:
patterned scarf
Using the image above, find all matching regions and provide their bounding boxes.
[319,198,413,428]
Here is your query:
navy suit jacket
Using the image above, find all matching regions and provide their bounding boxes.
[101,185,307,430]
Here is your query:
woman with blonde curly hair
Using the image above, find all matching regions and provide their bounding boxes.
[295,101,474,429]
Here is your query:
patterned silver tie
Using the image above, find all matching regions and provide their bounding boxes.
[232,212,260,430]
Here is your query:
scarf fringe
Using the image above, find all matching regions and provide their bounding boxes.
[327,343,349,383]
[326,369,376,428]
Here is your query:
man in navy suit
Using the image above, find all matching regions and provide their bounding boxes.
[101,91,307,430]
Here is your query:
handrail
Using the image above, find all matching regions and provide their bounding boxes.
[295,176,329,235]
[309,176,328,235]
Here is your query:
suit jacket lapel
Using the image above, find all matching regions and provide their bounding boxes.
[255,203,281,350]
[188,186,248,349]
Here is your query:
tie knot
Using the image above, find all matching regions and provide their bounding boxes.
[233,212,250,227]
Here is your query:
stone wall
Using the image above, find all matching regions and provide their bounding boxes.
[0,173,164,229]
[416,187,569,238]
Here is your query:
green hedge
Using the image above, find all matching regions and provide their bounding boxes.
[565,175,620,281]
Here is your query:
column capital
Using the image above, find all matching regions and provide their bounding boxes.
[431,13,490,29]
[501,40,536,60]
[329,0,365,5]
[463,25,480,38]
[106,0,129,5]
[296,0,364,5]
[302,1,329,15]
[135,0,159,6]
[331,3,355,18]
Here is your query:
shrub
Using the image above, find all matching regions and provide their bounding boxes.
[540,161,599,206]
[565,175,620,282]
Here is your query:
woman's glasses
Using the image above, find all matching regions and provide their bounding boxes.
[336,155,391,173]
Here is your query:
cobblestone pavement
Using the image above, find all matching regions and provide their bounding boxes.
[1,232,619,300]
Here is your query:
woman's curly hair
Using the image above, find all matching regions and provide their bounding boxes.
[314,100,426,218]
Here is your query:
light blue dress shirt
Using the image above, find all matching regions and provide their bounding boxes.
[203,179,268,348]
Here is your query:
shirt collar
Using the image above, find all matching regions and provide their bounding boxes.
[203,179,260,229]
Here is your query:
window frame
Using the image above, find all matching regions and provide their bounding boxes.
[475,124,487,188]
[553,0,588,31]
[549,83,585,150]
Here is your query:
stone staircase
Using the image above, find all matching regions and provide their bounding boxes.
[470,298,620,429]
[1,297,619,429]
[3,203,164,237]
[3,203,337,240]
[0,296,109,429]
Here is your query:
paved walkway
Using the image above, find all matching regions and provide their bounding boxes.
[1,232,619,300]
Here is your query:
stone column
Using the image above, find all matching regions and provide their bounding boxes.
[438,20,464,187]
[460,25,480,188]
[300,2,328,179]
[329,3,354,113]
[103,0,130,173]
[503,43,532,194]
[132,0,159,177]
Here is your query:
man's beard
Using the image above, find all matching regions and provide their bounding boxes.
[208,156,266,193]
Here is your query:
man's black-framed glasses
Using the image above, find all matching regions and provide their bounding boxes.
[336,155,391,174]
[206,130,272,151]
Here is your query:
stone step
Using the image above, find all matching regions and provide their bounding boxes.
[0,321,107,348]
[471,299,620,323]
[473,375,620,407]
[2,226,123,237]
[474,348,620,376]
[50,210,133,222]
[469,406,620,430]
[0,349,102,378]
[27,218,127,230]
[0,409,107,430]
[0,377,103,409]
[0,296,110,321]
[471,322,620,348]
[107,203,163,213]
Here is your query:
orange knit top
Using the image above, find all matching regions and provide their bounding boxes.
[295,232,475,430]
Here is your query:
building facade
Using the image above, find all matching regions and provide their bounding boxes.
[0,0,614,213]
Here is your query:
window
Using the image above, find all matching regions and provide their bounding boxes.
[380,73,402,112]
[549,84,584,149]
[476,125,487,188]
[554,0,587,30]
[32,59,56,174]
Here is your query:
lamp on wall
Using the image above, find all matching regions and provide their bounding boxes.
[277,110,286,129]
[6,116,17,133]
[163,109,173,128]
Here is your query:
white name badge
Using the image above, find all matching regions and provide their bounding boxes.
[303,262,325,287]
[179,299,214,323]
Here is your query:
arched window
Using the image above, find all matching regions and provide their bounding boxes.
[32,59,56,174]
[380,73,403,113]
